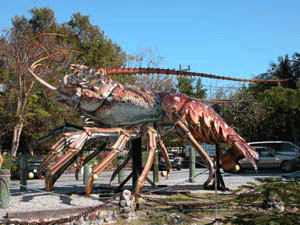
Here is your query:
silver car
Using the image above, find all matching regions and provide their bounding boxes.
[248,141,300,157]
[238,146,296,173]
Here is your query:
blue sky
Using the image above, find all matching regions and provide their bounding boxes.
[1,0,300,83]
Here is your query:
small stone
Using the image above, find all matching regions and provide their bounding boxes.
[112,211,118,220]
[104,213,112,222]
[97,210,105,218]
[171,213,183,224]
[121,213,130,219]
[88,212,97,221]
[119,200,127,208]
[73,217,85,225]
[123,207,132,213]
[84,215,90,222]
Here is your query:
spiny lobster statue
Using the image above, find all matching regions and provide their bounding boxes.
[28,59,290,202]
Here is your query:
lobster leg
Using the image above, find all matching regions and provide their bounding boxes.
[109,149,132,186]
[75,142,107,180]
[46,127,132,191]
[37,138,66,179]
[175,121,215,187]
[37,127,86,179]
[30,123,84,155]
[157,136,172,177]
[135,126,157,202]
[86,130,132,196]
[45,131,90,191]
[109,134,172,185]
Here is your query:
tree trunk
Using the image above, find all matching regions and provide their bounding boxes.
[10,81,33,156]
[10,119,24,157]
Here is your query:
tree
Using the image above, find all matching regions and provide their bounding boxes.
[125,48,173,91]
[220,53,300,142]
[65,12,125,67]
[177,76,206,99]
[194,78,206,99]
[250,54,299,93]
[258,86,300,141]
[0,8,127,156]
[1,8,70,156]
[219,88,266,141]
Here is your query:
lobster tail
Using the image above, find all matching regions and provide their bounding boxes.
[221,140,258,171]
[176,96,259,171]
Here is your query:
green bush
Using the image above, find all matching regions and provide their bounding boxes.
[1,155,17,170]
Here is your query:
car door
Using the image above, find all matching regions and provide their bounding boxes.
[257,148,278,169]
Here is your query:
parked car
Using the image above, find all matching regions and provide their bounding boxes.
[159,152,182,171]
[237,146,297,173]
[248,141,300,157]
[280,156,300,173]
[11,157,44,179]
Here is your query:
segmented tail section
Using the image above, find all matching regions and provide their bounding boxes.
[180,98,258,170]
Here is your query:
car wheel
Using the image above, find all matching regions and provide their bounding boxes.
[281,161,293,173]
[177,165,181,170]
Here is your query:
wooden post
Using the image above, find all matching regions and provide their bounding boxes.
[189,146,196,183]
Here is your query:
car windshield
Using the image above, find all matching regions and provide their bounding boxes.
[28,159,43,165]
[294,142,300,148]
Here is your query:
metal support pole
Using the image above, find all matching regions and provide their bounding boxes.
[118,152,125,184]
[189,146,196,183]
[131,137,142,191]
[215,144,227,190]
[20,154,28,192]
[83,164,92,185]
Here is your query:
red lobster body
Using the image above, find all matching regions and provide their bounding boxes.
[76,74,258,171]
[28,63,261,200]
[70,69,258,172]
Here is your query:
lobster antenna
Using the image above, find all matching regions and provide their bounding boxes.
[98,67,294,83]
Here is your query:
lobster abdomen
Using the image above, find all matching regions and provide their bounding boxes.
[159,93,258,170]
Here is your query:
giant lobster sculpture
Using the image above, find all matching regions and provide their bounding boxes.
[28,56,290,202]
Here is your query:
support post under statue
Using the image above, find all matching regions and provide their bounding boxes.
[20,154,28,192]
[118,152,125,184]
[83,164,92,185]
[131,137,142,191]
[215,144,227,191]
[189,146,196,183]
[152,150,159,183]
